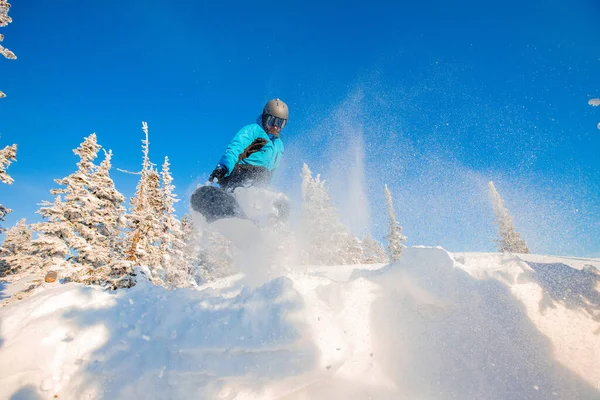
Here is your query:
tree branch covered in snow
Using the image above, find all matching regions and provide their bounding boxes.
[0,143,17,230]
[160,156,191,288]
[0,218,37,276]
[0,1,17,98]
[384,184,406,261]
[488,181,529,254]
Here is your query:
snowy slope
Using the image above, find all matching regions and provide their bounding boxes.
[1,247,599,399]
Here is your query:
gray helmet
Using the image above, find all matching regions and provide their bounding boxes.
[263,98,289,120]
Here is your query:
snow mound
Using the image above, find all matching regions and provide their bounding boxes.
[1,247,599,399]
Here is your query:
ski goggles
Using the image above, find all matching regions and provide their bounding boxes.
[264,114,287,129]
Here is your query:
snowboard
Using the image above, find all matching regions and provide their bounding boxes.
[190,184,290,251]
[190,185,247,223]
[191,185,290,224]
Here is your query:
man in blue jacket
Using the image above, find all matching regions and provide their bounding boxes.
[208,98,287,191]
[191,99,289,222]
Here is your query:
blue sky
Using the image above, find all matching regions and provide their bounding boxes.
[0,0,599,256]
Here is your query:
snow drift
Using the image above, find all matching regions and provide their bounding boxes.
[1,247,599,399]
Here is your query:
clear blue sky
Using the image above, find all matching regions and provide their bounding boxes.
[1,0,599,256]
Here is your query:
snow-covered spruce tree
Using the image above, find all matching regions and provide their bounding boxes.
[142,168,165,271]
[488,181,529,253]
[197,229,237,282]
[33,134,132,286]
[178,215,234,284]
[300,163,363,265]
[86,149,133,288]
[0,143,17,230]
[0,0,16,98]
[160,156,190,289]
[384,184,406,261]
[31,196,73,274]
[179,215,203,282]
[0,218,38,276]
[50,134,110,279]
[91,150,126,250]
[360,233,388,263]
[124,122,155,263]
[124,122,169,285]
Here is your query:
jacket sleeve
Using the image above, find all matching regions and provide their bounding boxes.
[218,125,259,176]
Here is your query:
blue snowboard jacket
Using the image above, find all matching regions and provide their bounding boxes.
[218,122,284,178]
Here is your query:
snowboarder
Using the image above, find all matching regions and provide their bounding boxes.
[191,98,290,222]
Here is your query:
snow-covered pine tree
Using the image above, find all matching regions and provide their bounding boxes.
[87,149,133,288]
[33,134,131,286]
[124,122,167,285]
[50,134,112,277]
[0,218,38,276]
[384,184,406,261]
[0,0,16,98]
[179,214,231,284]
[0,143,17,230]
[488,181,529,253]
[141,167,164,272]
[91,150,127,254]
[197,229,236,282]
[32,196,73,274]
[180,215,202,279]
[360,233,388,264]
[124,122,154,263]
[160,156,190,289]
[300,163,363,265]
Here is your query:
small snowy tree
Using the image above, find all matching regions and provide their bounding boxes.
[51,134,107,270]
[123,123,183,286]
[0,219,39,276]
[300,163,363,265]
[33,134,132,286]
[197,229,237,281]
[32,196,73,274]
[361,234,388,264]
[160,157,190,288]
[124,123,151,263]
[180,215,202,278]
[384,184,406,261]
[90,150,127,256]
[488,181,529,253]
[0,1,17,98]
[85,149,132,288]
[124,122,164,277]
[139,168,164,274]
[0,143,16,230]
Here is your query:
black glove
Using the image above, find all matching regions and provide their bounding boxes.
[209,164,228,183]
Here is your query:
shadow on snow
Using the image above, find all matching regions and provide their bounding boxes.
[9,385,42,400]
[348,248,600,400]
[523,261,600,325]
[51,276,319,399]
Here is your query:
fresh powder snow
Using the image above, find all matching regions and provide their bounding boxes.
[1,247,599,399]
